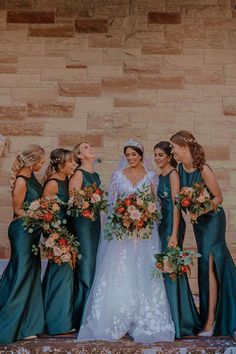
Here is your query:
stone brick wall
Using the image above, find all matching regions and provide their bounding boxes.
[0,0,236,294]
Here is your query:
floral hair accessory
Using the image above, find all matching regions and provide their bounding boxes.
[123,139,144,152]
[179,136,196,144]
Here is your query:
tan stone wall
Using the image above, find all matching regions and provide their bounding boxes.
[0,0,236,294]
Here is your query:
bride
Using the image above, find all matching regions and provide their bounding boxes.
[77,140,175,343]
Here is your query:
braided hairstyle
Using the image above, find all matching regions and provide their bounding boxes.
[170,131,206,170]
[10,145,45,191]
[154,141,177,168]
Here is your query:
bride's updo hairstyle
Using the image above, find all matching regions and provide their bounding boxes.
[123,140,144,161]
[10,145,45,191]
[73,141,87,167]
[170,131,206,170]
[154,141,177,168]
[43,148,73,182]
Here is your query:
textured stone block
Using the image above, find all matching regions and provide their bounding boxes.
[90,33,125,48]
[75,19,108,33]
[142,43,182,55]
[7,10,55,23]
[205,146,231,161]
[41,68,87,81]
[12,88,58,103]
[0,65,16,73]
[59,132,103,147]
[18,56,65,68]
[138,75,185,89]
[29,24,74,37]
[0,106,27,120]
[0,73,40,87]
[27,102,74,117]
[75,97,113,112]
[223,97,236,116]
[114,91,156,107]
[59,82,101,97]
[148,12,181,24]
[101,77,138,93]
[88,64,123,77]
[88,112,130,130]
[205,49,236,64]
[0,121,43,135]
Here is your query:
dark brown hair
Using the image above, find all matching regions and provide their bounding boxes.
[154,141,177,168]
[124,145,144,161]
[170,131,206,170]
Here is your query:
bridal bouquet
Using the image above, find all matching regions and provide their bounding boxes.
[104,185,162,241]
[174,183,213,223]
[154,247,201,281]
[32,227,81,269]
[23,196,66,233]
[67,183,108,221]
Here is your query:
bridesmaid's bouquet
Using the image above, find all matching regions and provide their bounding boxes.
[154,247,201,281]
[23,196,66,233]
[104,185,162,241]
[174,183,213,223]
[67,182,108,221]
[32,227,81,269]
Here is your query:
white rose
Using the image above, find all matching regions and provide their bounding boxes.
[147,202,156,213]
[91,194,101,203]
[53,246,63,256]
[45,237,55,248]
[29,200,40,211]
[61,253,71,262]
[130,209,142,221]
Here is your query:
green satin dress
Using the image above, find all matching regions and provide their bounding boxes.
[0,174,44,344]
[42,178,74,334]
[179,163,236,336]
[69,169,101,329]
[158,170,201,338]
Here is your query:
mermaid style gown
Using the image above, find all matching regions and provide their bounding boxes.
[179,163,236,336]
[158,170,201,338]
[77,169,175,343]
[69,169,101,329]
[0,174,44,344]
[42,178,74,334]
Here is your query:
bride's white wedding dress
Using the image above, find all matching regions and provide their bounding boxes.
[77,169,175,343]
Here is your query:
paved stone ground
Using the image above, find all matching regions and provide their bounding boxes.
[0,334,235,354]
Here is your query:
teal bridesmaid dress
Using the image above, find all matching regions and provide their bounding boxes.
[42,178,74,334]
[158,170,201,338]
[179,163,236,336]
[0,174,44,344]
[69,169,101,329]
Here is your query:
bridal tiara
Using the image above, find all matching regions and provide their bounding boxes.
[123,139,144,152]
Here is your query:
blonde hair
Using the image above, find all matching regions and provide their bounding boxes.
[10,145,45,191]
[73,142,88,167]
[43,148,74,183]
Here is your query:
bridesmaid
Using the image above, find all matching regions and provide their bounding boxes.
[0,145,45,344]
[170,130,236,337]
[154,141,201,338]
[42,148,76,335]
[69,142,101,329]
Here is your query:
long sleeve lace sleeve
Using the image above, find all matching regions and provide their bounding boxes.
[107,171,120,213]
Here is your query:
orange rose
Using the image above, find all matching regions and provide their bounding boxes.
[181,198,191,207]
[82,209,91,218]
[43,212,53,222]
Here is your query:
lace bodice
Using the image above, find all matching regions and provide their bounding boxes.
[108,170,158,208]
